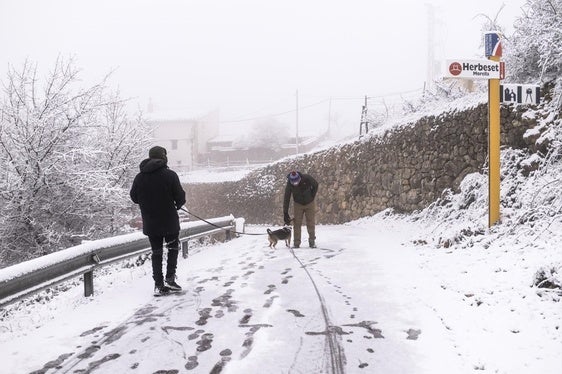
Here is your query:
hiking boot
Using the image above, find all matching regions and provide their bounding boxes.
[154,284,171,296]
[165,276,182,292]
[293,244,300,249]
[309,240,316,248]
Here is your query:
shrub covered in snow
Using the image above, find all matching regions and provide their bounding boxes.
[0,59,151,267]
[505,0,562,110]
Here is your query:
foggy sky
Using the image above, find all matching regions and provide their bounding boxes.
[0,0,525,135]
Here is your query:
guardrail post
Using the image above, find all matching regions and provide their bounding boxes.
[84,271,94,297]
[181,240,189,259]
[84,253,101,297]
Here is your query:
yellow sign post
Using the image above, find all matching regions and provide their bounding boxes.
[445,32,503,227]
[485,32,502,227]
[488,56,501,227]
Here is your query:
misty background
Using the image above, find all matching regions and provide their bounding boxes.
[0,0,525,140]
[0,0,539,265]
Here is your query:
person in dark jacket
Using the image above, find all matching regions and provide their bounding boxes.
[130,146,186,295]
[283,171,318,248]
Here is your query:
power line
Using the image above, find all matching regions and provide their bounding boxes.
[219,98,329,124]
[218,87,424,124]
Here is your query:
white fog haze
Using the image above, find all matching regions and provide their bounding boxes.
[0,0,525,140]
[1,1,562,372]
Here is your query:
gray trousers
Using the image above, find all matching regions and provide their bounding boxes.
[292,200,316,246]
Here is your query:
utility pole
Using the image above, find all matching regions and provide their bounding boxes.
[359,95,368,137]
[426,3,435,92]
[295,89,299,155]
[327,97,332,137]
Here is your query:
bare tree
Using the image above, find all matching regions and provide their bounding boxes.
[237,117,290,150]
[0,58,150,266]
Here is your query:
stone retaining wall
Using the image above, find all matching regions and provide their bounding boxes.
[185,103,535,225]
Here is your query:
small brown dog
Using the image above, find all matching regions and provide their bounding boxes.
[267,227,292,248]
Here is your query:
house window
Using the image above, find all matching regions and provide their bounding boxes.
[171,139,178,150]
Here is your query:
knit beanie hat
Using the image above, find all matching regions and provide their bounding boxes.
[288,171,301,185]
[149,146,167,163]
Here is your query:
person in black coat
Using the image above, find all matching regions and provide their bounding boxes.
[130,146,186,295]
[283,171,318,248]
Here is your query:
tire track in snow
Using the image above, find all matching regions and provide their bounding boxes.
[290,247,347,374]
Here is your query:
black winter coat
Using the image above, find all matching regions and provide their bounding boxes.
[283,172,318,214]
[130,158,186,236]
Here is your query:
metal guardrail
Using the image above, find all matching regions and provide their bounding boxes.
[0,215,239,309]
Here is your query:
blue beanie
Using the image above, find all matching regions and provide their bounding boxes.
[288,171,301,185]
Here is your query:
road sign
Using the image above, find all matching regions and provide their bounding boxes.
[500,84,541,104]
[445,59,500,79]
[485,32,502,58]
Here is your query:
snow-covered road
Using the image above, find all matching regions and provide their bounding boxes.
[1,216,560,373]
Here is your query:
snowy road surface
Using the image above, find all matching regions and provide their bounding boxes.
[1,216,560,373]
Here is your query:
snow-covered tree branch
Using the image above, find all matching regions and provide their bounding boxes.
[505,0,562,109]
[0,58,151,267]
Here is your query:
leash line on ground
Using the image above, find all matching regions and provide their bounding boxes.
[180,208,265,236]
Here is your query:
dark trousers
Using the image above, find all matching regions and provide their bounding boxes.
[148,233,180,286]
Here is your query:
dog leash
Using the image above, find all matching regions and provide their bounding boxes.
[180,207,266,236]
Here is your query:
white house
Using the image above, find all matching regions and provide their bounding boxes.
[145,107,219,172]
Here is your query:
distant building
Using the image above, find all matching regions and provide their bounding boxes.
[145,107,219,172]
[202,133,276,165]
[202,133,325,166]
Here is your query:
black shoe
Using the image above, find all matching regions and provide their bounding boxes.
[154,284,171,296]
[165,277,182,292]
[293,245,300,249]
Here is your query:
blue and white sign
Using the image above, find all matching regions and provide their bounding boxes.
[500,84,541,104]
[485,32,502,58]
